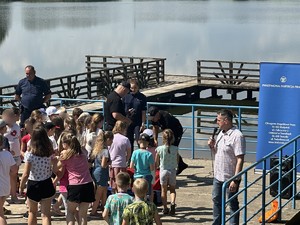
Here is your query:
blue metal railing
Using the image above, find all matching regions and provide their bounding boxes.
[147,102,258,159]
[221,135,300,225]
[0,95,258,159]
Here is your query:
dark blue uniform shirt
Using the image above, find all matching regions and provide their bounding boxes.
[15,76,51,111]
[123,91,147,126]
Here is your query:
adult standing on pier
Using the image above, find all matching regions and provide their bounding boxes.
[208,109,245,225]
[148,106,188,175]
[104,81,132,131]
[123,79,147,152]
[15,65,51,128]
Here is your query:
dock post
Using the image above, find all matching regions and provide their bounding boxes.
[86,56,92,99]
[0,88,2,114]
[161,59,165,82]
[197,61,201,84]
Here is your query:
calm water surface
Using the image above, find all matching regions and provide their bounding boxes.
[1,0,300,86]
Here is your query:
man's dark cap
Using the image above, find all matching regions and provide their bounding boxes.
[121,81,131,90]
[139,133,150,142]
[148,106,159,117]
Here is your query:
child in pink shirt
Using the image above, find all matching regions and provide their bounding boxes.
[58,132,95,225]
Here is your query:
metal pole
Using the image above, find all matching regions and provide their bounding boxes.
[192,105,195,159]
[243,173,247,224]
[262,160,266,225]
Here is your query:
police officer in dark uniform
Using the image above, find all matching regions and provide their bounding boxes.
[104,81,132,131]
[123,79,147,153]
[149,106,188,175]
[15,65,51,128]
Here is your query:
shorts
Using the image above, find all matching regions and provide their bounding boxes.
[109,167,127,189]
[13,156,22,166]
[160,169,176,186]
[93,167,109,187]
[27,177,55,202]
[67,182,95,203]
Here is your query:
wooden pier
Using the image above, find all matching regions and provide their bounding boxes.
[0,56,260,112]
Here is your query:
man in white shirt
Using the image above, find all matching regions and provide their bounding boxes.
[208,109,246,225]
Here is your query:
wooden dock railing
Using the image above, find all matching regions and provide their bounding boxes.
[85,55,166,88]
[0,56,166,109]
[197,60,260,89]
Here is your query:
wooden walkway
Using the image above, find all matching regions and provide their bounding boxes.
[68,75,198,112]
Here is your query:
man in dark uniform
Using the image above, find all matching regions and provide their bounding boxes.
[104,81,132,131]
[149,106,188,175]
[15,65,51,128]
[123,79,147,153]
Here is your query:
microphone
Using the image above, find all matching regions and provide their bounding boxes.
[211,127,219,140]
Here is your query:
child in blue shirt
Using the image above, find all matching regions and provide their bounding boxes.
[130,133,154,201]
[103,172,133,225]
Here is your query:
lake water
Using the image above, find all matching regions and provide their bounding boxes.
[1,0,300,86]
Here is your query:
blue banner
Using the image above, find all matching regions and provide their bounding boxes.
[256,62,300,170]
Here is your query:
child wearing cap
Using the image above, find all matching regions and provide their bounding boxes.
[130,133,154,202]
[122,178,162,225]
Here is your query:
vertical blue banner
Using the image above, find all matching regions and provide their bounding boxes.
[256,62,300,170]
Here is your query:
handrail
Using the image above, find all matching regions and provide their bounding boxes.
[221,134,300,224]
[0,95,258,159]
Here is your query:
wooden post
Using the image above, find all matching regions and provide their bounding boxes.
[229,61,234,85]
[0,88,3,114]
[86,56,91,73]
[103,57,107,69]
[161,59,165,82]
[197,61,201,84]
[156,61,160,84]
[86,56,92,99]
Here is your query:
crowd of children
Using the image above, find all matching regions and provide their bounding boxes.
[0,105,180,225]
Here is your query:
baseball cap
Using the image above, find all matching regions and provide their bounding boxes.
[139,133,150,142]
[46,106,58,116]
[148,106,159,117]
[121,80,131,90]
[0,119,7,128]
[143,128,153,137]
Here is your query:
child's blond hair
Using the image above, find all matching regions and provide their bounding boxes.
[112,120,127,135]
[91,131,113,159]
[133,178,148,198]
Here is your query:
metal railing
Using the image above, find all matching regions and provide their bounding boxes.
[147,102,258,159]
[221,135,300,224]
[0,95,258,158]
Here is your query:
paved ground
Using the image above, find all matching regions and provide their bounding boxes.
[4,158,299,224]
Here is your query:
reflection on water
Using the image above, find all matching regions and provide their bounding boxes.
[0,3,10,48]
[1,0,300,86]
[23,3,120,30]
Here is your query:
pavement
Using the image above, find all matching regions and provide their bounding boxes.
[4,158,299,224]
